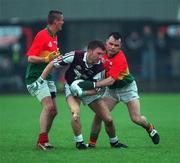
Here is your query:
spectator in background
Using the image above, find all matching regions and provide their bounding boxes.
[125,31,143,76]
[141,25,156,83]
[155,28,170,78]
[11,42,24,90]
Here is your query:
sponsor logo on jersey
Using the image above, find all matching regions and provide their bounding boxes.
[48,41,53,47]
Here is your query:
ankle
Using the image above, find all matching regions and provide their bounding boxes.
[109,136,118,144]
[146,124,154,133]
[74,134,84,143]
[38,132,48,143]
[89,137,97,146]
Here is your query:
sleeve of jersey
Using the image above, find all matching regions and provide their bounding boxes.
[53,51,75,68]
[106,54,128,80]
[27,32,44,56]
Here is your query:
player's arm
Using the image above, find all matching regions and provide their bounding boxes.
[96,76,115,87]
[77,73,115,91]
[40,51,75,80]
[28,52,60,87]
[70,80,101,97]
[28,50,60,63]
[78,55,127,90]
[97,54,128,87]
[28,55,45,63]
[77,76,115,90]
[84,89,100,96]
[41,61,54,80]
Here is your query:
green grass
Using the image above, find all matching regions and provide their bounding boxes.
[0,94,180,163]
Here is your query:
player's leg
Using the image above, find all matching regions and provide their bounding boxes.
[47,95,58,133]
[87,114,102,148]
[66,96,81,135]
[127,99,150,127]
[64,83,87,149]
[43,81,58,133]
[34,81,57,150]
[66,95,87,149]
[88,99,128,148]
[37,96,56,150]
[123,81,160,144]
[88,97,118,147]
[27,80,58,150]
[127,99,160,144]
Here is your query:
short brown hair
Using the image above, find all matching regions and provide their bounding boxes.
[87,40,105,51]
[47,10,63,24]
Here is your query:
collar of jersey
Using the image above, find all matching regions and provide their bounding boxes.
[46,26,56,38]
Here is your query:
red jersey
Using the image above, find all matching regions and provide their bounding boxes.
[27,27,58,57]
[102,50,134,89]
[25,27,59,84]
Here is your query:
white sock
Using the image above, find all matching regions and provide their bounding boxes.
[74,134,83,143]
[109,136,119,143]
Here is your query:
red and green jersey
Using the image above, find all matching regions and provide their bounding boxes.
[102,50,134,89]
[25,26,58,84]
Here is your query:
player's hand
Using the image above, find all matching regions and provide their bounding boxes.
[95,87,101,93]
[70,84,85,97]
[73,88,85,97]
[77,80,96,90]
[44,49,60,63]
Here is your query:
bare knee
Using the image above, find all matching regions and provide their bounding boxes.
[71,112,80,121]
[104,116,113,126]
[131,114,146,125]
[45,104,57,117]
[50,109,57,117]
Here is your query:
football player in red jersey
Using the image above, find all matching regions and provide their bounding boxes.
[78,32,160,147]
[25,10,63,150]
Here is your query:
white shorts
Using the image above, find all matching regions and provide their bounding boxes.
[64,83,104,105]
[27,80,57,102]
[103,80,139,104]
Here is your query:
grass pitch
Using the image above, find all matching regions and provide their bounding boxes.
[0,93,180,163]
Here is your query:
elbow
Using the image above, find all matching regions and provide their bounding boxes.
[107,77,115,86]
[106,80,114,86]
[109,80,115,86]
[28,58,32,62]
[28,57,33,63]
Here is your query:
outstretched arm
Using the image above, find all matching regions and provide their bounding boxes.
[40,51,75,80]
[41,61,54,80]
[96,76,115,87]
[28,56,45,63]
[78,76,115,90]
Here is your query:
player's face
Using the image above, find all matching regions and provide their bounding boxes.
[54,15,64,31]
[106,36,121,57]
[88,47,105,64]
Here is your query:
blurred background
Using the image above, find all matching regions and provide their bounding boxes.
[0,0,180,93]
